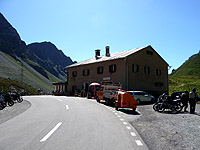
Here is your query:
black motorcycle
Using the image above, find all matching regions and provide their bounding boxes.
[1,93,14,107]
[9,93,23,103]
[153,94,166,111]
[0,95,6,110]
[153,95,182,113]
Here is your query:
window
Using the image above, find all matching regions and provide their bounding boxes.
[72,71,77,77]
[109,64,116,73]
[156,69,161,76]
[134,92,146,96]
[132,64,139,73]
[144,66,150,74]
[146,50,153,55]
[83,69,90,76]
[97,66,104,74]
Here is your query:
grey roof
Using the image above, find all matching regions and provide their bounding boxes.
[67,45,153,68]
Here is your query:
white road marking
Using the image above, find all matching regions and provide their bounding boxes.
[137,110,141,114]
[115,113,118,115]
[120,118,124,121]
[40,122,62,142]
[112,111,115,113]
[117,115,121,117]
[66,105,69,110]
[126,126,131,130]
[123,122,128,125]
[135,140,143,146]
[57,99,62,101]
[130,132,136,136]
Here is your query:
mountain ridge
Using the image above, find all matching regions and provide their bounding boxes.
[27,41,75,79]
[0,12,75,92]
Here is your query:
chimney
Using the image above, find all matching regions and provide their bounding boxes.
[95,49,100,59]
[105,46,110,57]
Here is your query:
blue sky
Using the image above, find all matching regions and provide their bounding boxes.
[1,0,200,73]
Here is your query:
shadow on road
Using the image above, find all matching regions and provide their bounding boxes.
[118,109,141,115]
[99,101,141,115]
[156,110,200,116]
[195,113,200,116]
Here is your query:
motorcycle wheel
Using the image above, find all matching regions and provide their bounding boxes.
[17,98,23,103]
[8,101,14,106]
[174,104,182,113]
[2,102,7,108]
[157,104,165,113]
[153,103,159,111]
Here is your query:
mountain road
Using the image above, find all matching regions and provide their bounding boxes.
[0,96,148,150]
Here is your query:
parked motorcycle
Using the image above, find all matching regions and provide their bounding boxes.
[153,94,182,113]
[9,92,23,103]
[0,91,7,110]
[153,94,166,111]
[0,95,6,110]
[1,93,14,107]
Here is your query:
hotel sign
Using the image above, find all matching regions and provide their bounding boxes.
[103,77,110,81]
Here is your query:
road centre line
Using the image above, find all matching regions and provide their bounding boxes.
[40,122,62,142]
[135,140,143,146]
[66,105,69,110]
[57,99,62,101]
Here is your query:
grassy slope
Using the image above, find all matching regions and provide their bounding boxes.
[169,53,200,95]
[0,51,59,92]
[0,77,38,94]
[169,76,200,94]
[171,53,200,76]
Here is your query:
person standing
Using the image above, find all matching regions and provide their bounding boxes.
[189,88,198,114]
[181,90,189,112]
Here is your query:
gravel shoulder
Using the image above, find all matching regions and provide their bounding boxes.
[0,100,31,124]
[131,104,200,150]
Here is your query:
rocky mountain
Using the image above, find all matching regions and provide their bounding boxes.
[0,13,29,59]
[0,12,75,91]
[27,42,75,80]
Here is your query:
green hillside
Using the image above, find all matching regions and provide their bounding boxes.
[0,77,38,95]
[169,76,200,94]
[171,53,200,77]
[0,51,57,93]
[169,52,200,94]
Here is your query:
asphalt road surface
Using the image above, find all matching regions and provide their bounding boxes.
[0,96,148,150]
